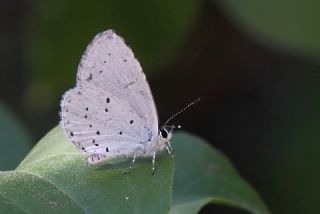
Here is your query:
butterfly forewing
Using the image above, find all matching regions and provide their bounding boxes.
[77,30,158,136]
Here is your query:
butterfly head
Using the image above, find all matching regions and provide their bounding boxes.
[159,124,181,141]
[159,98,200,141]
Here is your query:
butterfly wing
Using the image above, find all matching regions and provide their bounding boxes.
[77,30,158,135]
[61,86,153,160]
[60,30,159,162]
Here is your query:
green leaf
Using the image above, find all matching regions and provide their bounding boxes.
[170,132,270,214]
[1,126,268,213]
[216,0,320,60]
[0,102,32,170]
[0,126,174,214]
[0,171,84,213]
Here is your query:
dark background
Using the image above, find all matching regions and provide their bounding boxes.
[1,0,320,213]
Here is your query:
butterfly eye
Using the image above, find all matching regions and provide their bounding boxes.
[160,128,169,139]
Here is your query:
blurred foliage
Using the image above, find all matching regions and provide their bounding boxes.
[0,127,269,213]
[25,0,201,111]
[171,133,269,214]
[211,64,320,214]
[216,0,320,61]
[256,67,320,213]
[0,102,32,170]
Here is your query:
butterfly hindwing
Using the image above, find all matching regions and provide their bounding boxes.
[61,86,150,160]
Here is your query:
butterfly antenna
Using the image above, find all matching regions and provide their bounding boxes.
[163,98,201,126]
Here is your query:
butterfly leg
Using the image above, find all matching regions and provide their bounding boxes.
[152,151,156,175]
[127,151,137,172]
[167,141,174,153]
[165,141,174,159]
[122,151,138,174]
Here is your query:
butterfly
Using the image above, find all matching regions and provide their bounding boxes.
[60,30,178,174]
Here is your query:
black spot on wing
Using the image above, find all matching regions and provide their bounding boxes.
[86,73,93,81]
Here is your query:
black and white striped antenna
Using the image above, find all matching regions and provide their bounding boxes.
[163,97,201,127]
